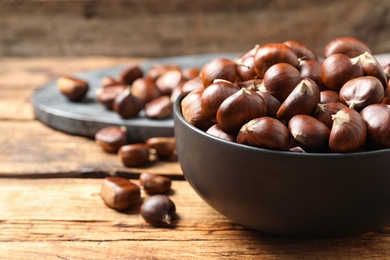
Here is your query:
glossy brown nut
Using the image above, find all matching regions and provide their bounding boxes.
[140,195,176,226]
[357,52,388,89]
[96,85,127,110]
[181,88,214,131]
[276,78,320,122]
[180,76,203,97]
[324,37,372,58]
[113,88,144,119]
[95,126,127,153]
[201,79,240,122]
[360,104,390,149]
[320,90,341,104]
[118,64,144,85]
[283,40,318,60]
[101,76,126,88]
[257,91,281,118]
[260,63,302,103]
[131,78,161,104]
[313,101,348,129]
[339,76,384,111]
[182,67,200,81]
[200,58,238,88]
[155,70,184,96]
[206,124,236,142]
[253,43,299,78]
[288,114,330,152]
[146,64,181,82]
[216,88,267,136]
[100,177,141,210]
[145,137,176,159]
[57,76,89,101]
[139,172,172,194]
[119,144,150,167]
[299,59,326,90]
[237,117,291,151]
[329,108,367,152]
[144,95,173,120]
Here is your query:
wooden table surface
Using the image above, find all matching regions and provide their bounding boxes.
[1,56,390,259]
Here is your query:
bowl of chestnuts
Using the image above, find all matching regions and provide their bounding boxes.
[173,37,390,238]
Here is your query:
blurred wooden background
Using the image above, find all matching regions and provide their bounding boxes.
[1,0,389,58]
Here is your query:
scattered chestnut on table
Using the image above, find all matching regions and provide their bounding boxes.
[140,195,177,226]
[100,177,141,211]
[57,76,89,101]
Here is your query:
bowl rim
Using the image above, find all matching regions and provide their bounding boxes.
[174,95,390,158]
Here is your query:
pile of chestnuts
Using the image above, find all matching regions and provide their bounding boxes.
[181,37,390,153]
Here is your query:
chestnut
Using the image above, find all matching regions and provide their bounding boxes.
[118,143,151,167]
[321,53,363,92]
[139,172,172,194]
[146,64,180,82]
[235,45,259,81]
[180,76,203,97]
[57,76,89,101]
[131,78,161,104]
[201,79,240,122]
[324,37,372,58]
[329,108,367,152]
[206,124,236,142]
[100,177,141,210]
[144,95,173,120]
[253,43,299,78]
[313,101,348,129]
[357,52,388,89]
[320,90,341,104]
[155,70,185,96]
[237,117,291,151]
[145,137,176,159]
[260,63,302,102]
[112,88,144,119]
[256,91,281,118]
[298,59,326,90]
[140,195,176,226]
[182,67,200,81]
[360,104,390,149]
[288,114,330,152]
[95,126,128,153]
[118,64,144,85]
[339,76,384,111]
[95,85,127,110]
[276,78,320,122]
[216,88,267,136]
[283,40,318,60]
[181,88,214,131]
[200,58,238,87]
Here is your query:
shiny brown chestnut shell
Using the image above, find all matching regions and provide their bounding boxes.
[283,40,317,60]
[95,126,128,153]
[320,90,341,104]
[96,85,127,110]
[237,117,291,151]
[118,64,144,85]
[357,52,388,89]
[324,37,372,58]
[131,78,161,104]
[360,104,390,149]
[206,124,236,142]
[113,88,144,119]
[257,91,281,118]
[313,101,348,129]
[200,58,238,87]
[299,59,326,90]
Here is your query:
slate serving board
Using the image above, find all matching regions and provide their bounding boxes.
[31,53,241,142]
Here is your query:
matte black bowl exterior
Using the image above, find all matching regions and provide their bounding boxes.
[174,96,390,238]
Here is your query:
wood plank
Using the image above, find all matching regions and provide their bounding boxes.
[0,178,389,259]
[0,120,182,177]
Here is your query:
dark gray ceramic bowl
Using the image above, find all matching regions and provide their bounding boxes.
[173,96,390,238]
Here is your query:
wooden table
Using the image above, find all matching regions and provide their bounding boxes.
[1,57,390,259]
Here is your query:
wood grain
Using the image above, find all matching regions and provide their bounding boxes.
[0,178,390,260]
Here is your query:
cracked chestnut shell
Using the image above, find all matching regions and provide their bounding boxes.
[216,88,267,136]
[237,117,291,151]
[329,108,367,152]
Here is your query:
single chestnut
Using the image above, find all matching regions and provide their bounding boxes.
[140,195,176,226]
[181,88,214,131]
[260,63,302,102]
[257,91,281,118]
[276,78,320,122]
[180,76,203,97]
[201,79,240,122]
[360,104,390,149]
[200,58,238,87]
[145,137,176,159]
[329,108,367,152]
[113,88,144,119]
[253,43,299,78]
[95,85,127,110]
[320,90,341,104]
[146,64,180,82]
[321,53,363,92]
[182,67,200,81]
[313,101,348,129]
[237,117,291,151]
[100,177,141,210]
[119,143,150,167]
[206,124,236,142]
[357,52,388,89]
[131,78,161,104]
[155,70,185,96]
[144,95,173,120]
[118,64,144,85]
[216,88,267,136]
[235,46,259,81]
[288,114,330,152]
[139,172,172,194]
[95,126,128,153]
[298,59,326,90]
[283,40,317,60]
[57,76,89,101]
[324,37,372,58]
[339,76,384,111]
